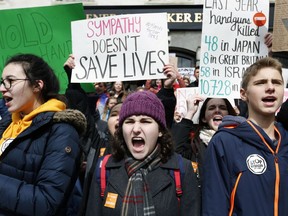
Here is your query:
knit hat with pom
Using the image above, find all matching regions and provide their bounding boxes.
[119,91,166,128]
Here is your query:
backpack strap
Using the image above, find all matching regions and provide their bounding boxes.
[175,154,184,200]
[169,153,184,209]
[171,154,185,216]
[100,154,112,198]
[174,169,182,199]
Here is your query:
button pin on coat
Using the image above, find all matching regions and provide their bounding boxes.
[65,146,72,153]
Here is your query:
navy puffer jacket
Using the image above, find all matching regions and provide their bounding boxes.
[0,109,86,216]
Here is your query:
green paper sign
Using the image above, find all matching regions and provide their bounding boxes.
[0,3,94,93]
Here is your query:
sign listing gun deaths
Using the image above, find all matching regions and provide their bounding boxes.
[200,0,269,98]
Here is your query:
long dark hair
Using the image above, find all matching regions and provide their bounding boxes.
[5,54,66,104]
[111,125,174,163]
[191,98,237,154]
[198,98,236,129]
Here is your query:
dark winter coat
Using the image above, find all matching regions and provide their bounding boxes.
[156,88,176,129]
[85,153,200,216]
[173,118,202,160]
[202,116,288,216]
[0,109,86,216]
[172,118,207,179]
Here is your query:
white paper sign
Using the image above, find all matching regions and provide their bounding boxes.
[176,87,201,123]
[200,0,270,98]
[71,13,169,83]
[178,67,196,82]
[176,87,236,123]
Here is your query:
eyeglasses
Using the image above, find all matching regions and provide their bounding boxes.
[0,78,29,90]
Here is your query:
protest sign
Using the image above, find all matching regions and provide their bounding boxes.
[272,0,288,52]
[200,0,269,98]
[178,67,195,82]
[71,13,169,83]
[0,3,87,93]
[176,87,201,123]
[169,55,178,69]
[283,89,288,104]
[176,87,236,123]
[276,88,288,114]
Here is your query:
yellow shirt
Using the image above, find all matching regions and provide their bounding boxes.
[0,99,66,155]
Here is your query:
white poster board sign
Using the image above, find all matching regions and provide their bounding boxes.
[176,87,236,123]
[176,87,201,123]
[276,88,288,114]
[71,13,168,82]
[178,67,196,82]
[273,0,288,52]
[200,0,270,98]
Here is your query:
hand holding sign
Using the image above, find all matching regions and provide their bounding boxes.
[185,94,204,120]
[176,87,201,123]
[64,54,76,69]
[162,64,178,88]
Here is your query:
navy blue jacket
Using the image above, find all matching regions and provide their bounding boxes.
[0,110,86,216]
[202,116,288,216]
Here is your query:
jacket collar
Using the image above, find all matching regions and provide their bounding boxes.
[105,153,180,197]
[106,153,180,169]
[2,109,87,139]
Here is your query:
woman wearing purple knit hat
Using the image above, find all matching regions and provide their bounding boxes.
[85,90,200,216]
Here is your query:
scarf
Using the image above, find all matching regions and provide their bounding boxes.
[0,99,65,155]
[199,128,216,146]
[121,144,161,216]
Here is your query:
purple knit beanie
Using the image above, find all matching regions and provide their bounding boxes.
[119,91,166,128]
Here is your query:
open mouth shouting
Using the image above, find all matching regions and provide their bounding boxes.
[213,115,223,126]
[3,96,12,106]
[262,96,277,106]
[132,137,145,152]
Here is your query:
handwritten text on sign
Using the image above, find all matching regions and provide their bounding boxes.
[200,0,269,98]
[0,4,85,94]
[71,13,168,83]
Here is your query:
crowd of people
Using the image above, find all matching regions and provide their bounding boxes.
[0,31,287,216]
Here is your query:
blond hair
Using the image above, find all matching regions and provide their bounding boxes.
[241,57,283,90]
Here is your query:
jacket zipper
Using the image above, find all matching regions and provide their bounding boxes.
[247,121,281,216]
[229,172,242,216]
[274,154,279,216]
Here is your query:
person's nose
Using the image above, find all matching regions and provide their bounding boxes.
[214,107,221,114]
[132,122,141,134]
[266,81,275,92]
[0,82,7,92]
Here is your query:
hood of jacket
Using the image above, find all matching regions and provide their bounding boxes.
[0,109,87,144]
[53,109,87,136]
[216,115,280,152]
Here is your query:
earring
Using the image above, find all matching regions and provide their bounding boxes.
[158,132,163,137]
